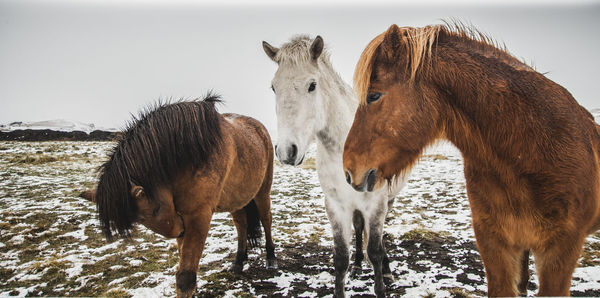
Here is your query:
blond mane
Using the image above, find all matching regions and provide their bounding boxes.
[353,23,532,105]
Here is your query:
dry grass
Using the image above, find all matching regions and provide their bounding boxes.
[9,154,64,164]
[423,154,449,161]
[400,228,450,241]
[580,242,600,267]
[299,157,316,170]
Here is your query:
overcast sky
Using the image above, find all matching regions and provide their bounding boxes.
[0,0,598,133]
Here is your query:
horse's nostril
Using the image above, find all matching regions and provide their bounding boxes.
[290,144,297,159]
[345,170,352,185]
[286,144,298,163]
[365,168,377,192]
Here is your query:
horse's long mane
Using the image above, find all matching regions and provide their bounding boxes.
[96,93,223,239]
[354,21,533,105]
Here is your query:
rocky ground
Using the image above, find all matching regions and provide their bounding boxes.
[0,141,598,297]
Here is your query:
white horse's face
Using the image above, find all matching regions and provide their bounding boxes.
[264,36,325,166]
[271,64,323,165]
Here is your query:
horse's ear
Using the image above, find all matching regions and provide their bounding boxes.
[79,189,96,202]
[310,35,324,61]
[381,24,403,60]
[262,41,279,62]
[130,185,145,199]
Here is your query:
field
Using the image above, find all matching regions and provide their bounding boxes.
[0,141,599,297]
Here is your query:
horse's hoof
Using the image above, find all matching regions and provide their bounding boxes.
[383,273,394,285]
[350,265,362,278]
[230,263,243,274]
[266,258,278,269]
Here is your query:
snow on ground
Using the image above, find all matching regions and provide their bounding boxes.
[0,141,599,297]
[0,120,118,133]
[591,108,600,124]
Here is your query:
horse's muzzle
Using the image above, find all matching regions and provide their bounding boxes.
[276,144,303,166]
[345,168,377,192]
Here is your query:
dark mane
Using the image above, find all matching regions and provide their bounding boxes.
[96,93,223,239]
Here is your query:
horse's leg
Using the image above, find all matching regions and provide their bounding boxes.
[534,234,584,296]
[382,239,394,285]
[366,200,388,298]
[472,221,522,296]
[517,249,530,296]
[176,208,213,298]
[471,215,528,297]
[230,209,248,274]
[465,169,522,296]
[382,197,395,285]
[350,209,364,278]
[253,190,277,269]
[326,200,352,298]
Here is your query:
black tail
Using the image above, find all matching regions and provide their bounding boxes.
[244,200,262,248]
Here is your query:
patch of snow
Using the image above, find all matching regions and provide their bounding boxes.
[590,107,600,124]
[305,271,333,288]
[572,266,600,291]
[0,119,118,133]
[266,272,307,296]
[9,235,25,245]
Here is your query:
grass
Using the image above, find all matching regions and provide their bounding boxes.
[199,271,241,296]
[9,154,62,164]
[43,144,62,152]
[106,289,132,297]
[400,228,450,241]
[447,287,470,297]
[423,154,449,161]
[580,241,600,267]
[299,157,316,170]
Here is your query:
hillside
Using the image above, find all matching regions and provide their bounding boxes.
[0,120,120,141]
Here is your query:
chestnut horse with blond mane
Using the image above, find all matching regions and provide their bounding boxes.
[84,95,277,298]
[343,24,600,296]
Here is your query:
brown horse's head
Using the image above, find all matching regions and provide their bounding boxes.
[95,95,222,240]
[343,24,442,192]
[130,184,184,239]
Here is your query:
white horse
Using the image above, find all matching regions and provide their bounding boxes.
[263,35,408,297]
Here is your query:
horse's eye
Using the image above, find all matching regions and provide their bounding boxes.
[366,92,382,104]
[308,82,316,92]
[271,85,275,93]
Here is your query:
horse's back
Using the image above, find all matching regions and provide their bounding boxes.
[216,113,273,212]
[224,113,272,150]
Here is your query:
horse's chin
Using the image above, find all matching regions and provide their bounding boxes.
[294,154,306,166]
[370,178,388,192]
[143,217,185,239]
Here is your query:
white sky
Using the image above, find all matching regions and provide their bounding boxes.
[0,0,599,132]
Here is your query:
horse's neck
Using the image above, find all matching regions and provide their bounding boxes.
[316,66,357,155]
[429,44,568,167]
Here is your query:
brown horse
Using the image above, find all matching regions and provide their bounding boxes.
[84,94,277,297]
[343,23,600,296]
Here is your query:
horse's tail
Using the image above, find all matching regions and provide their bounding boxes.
[244,199,262,248]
